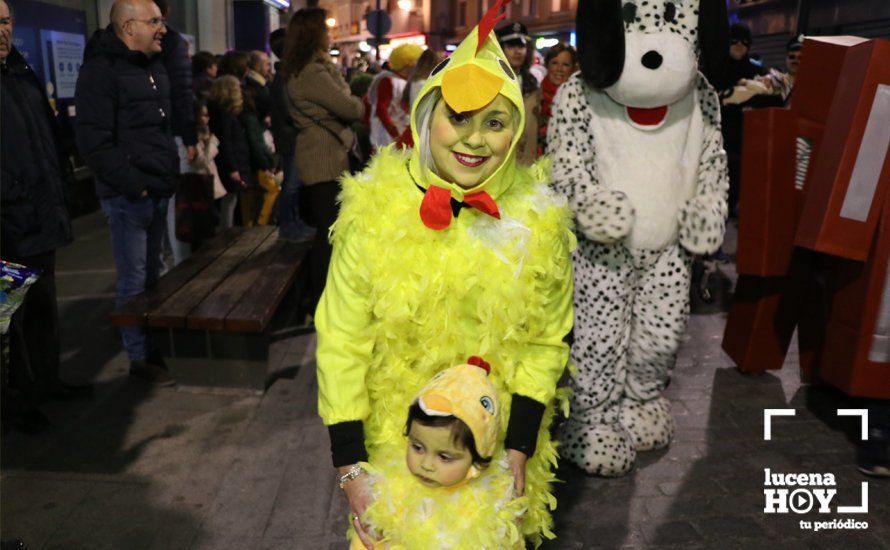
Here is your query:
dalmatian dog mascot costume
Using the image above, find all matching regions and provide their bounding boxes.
[548,0,729,476]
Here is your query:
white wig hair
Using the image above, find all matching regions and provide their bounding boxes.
[414,88,522,178]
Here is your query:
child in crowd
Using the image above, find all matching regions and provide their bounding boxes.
[174,100,223,247]
[207,75,252,230]
[349,358,525,549]
[239,89,279,227]
[190,100,225,202]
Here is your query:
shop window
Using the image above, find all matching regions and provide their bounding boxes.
[522,0,538,18]
[551,0,570,13]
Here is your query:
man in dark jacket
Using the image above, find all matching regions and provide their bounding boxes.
[720,23,767,219]
[1,0,85,433]
[268,29,314,242]
[154,0,195,265]
[75,0,177,386]
[245,50,273,122]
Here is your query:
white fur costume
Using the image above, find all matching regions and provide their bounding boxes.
[548,0,729,476]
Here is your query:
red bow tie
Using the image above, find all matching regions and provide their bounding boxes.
[419,185,501,230]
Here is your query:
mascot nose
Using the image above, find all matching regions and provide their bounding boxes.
[641,50,663,70]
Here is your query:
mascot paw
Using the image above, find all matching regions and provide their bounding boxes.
[678,195,725,255]
[619,397,675,452]
[559,419,637,477]
[575,188,636,244]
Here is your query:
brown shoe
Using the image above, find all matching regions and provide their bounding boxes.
[129,361,176,387]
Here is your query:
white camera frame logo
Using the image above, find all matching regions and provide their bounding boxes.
[762,408,869,515]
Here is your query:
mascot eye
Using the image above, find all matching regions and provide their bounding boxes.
[480,396,495,414]
[498,58,515,79]
[664,2,677,22]
[622,2,637,24]
[430,58,451,77]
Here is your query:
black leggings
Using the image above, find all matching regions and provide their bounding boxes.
[301,180,340,315]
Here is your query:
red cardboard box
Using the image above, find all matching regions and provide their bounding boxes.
[816,198,890,398]
[794,37,890,261]
[722,274,801,373]
[736,108,801,276]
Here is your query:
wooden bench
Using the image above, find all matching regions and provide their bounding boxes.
[111,227,310,394]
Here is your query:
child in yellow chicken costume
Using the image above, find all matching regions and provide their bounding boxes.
[315,1,575,546]
[351,358,526,549]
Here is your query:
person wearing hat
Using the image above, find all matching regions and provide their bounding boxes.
[347,357,526,549]
[752,35,803,107]
[496,21,542,166]
[721,23,767,219]
[315,0,574,546]
[367,43,424,150]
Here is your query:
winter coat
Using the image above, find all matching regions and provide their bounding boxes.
[1,47,73,258]
[244,71,272,122]
[208,101,254,192]
[269,63,296,160]
[286,54,363,185]
[74,28,178,201]
[189,129,225,199]
[240,109,274,172]
[160,26,196,146]
[720,56,767,157]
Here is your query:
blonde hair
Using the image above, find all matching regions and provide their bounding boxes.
[209,75,243,114]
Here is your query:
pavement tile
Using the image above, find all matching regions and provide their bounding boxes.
[694,515,768,540]
[39,479,201,550]
[0,476,93,550]
[642,519,703,545]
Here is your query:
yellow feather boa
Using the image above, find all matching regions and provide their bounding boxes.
[332,147,575,546]
[356,449,526,549]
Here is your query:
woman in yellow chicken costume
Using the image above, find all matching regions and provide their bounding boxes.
[315,1,575,547]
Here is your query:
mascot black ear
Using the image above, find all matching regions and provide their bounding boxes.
[577,0,625,89]
[697,0,730,91]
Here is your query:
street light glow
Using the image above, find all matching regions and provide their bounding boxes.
[326,17,336,27]
[397,0,412,10]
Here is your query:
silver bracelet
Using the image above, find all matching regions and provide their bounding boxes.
[338,464,366,489]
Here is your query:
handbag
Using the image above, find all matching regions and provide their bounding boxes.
[291,101,367,175]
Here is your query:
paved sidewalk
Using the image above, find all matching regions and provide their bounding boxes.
[1,212,887,549]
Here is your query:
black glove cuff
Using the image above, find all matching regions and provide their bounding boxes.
[328,421,368,467]
[505,394,546,458]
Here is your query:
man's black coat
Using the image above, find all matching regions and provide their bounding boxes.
[75,28,178,202]
[1,47,73,258]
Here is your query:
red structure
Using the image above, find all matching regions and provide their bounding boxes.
[723,36,890,398]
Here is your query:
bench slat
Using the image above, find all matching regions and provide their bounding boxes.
[147,227,276,328]
[224,241,310,332]
[186,230,283,330]
[110,227,245,327]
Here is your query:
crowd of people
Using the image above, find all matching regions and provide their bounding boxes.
[0,0,582,433]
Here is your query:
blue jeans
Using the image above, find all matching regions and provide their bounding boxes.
[100,195,168,362]
[277,154,315,240]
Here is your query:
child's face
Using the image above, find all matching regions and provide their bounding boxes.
[198,106,209,128]
[406,422,474,488]
[429,94,515,189]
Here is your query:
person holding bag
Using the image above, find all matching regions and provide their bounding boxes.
[282,7,364,315]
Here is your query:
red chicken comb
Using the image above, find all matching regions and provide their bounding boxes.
[476,0,511,55]
[467,356,491,375]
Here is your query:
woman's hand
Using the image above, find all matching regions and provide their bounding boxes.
[507,449,528,497]
[339,465,374,549]
[230,171,247,189]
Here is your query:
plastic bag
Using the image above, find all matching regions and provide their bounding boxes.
[0,260,42,335]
